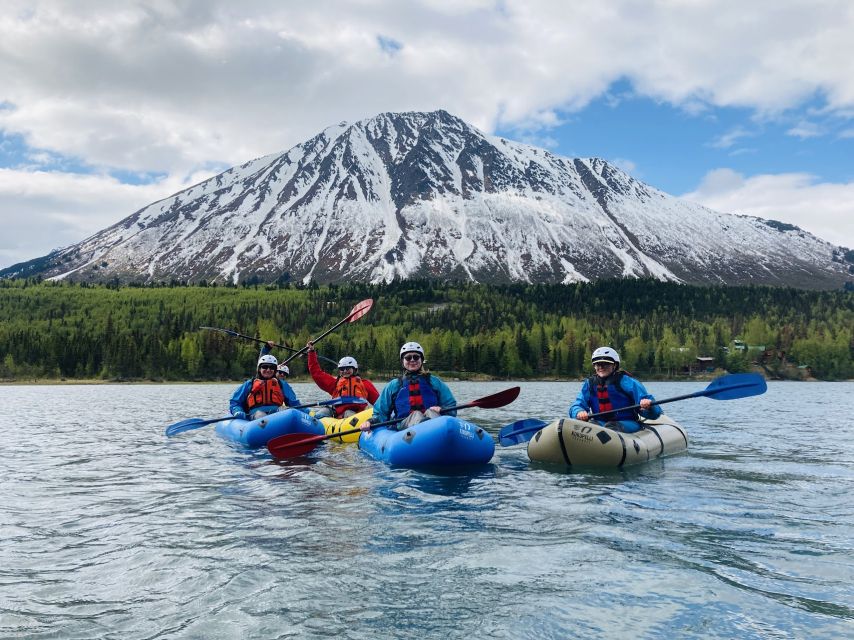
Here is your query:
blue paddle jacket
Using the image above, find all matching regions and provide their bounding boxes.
[372,372,457,425]
[569,371,661,433]
[229,378,301,417]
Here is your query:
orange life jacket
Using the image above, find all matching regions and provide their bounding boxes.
[334,375,369,400]
[247,378,285,409]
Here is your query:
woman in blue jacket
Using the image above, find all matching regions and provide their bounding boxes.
[363,341,456,430]
[569,347,661,433]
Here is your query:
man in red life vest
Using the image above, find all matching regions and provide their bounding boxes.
[305,340,379,417]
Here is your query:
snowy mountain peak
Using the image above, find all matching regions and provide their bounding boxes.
[2,110,851,289]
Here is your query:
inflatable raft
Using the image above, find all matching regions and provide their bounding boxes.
[526,414,688,468]
[359,415,495,467]
[215,409,325,449]
[320,407,373,443]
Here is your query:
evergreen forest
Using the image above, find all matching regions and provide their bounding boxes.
[0,278,851,382]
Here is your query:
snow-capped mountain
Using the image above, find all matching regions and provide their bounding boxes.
[4,110,851,289]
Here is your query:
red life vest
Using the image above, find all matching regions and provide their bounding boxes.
[247,378,285,409]
[588,372,636,422]
[393,374,438,417]
[334,375,369,400]
[407,378,425,411]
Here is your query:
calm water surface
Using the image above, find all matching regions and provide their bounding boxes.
[2,381,853,639]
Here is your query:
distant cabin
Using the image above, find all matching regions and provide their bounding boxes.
[696,356,715,372]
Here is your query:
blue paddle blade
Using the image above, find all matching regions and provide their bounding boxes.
[165,416,233,437]
[703,373,767,400]
[498,418,549,447]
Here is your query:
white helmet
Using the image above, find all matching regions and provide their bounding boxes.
[591,347,620,366]
[276,363,290,376]
[338,356,358,369]
[399,341,424,359]
[258,354,278,367]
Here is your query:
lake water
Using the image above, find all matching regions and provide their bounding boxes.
[2,381,853,639]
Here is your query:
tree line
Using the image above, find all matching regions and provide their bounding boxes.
[0,277,851,381]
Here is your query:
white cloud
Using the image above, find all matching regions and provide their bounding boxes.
[682,169,854,248]
[2,0,854,176]
[786,120,823,139]
[1,1,854,266]
[0,169,214,266]
[611,158,637,174]
[710,127,752,149]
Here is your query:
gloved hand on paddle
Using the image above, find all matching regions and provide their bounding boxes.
[232,410,247,420]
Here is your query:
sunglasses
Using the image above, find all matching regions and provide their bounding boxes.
[338,367,355,372]
[402,354,422,362]
[276,370,288,375]
[259,365,276,370]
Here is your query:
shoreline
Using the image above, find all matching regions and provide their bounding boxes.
[0,372,833,385]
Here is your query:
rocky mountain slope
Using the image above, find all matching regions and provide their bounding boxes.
[3,110,851,289]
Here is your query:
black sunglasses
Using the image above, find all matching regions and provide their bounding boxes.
[259,365,276,370]
[402,354,422,362]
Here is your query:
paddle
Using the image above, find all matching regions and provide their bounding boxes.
[498,418,550,447]
[164,396,367,437]
[268,386,521,460]
[282,298,374,365]
[497,372,767,446]
[199,326,338,366]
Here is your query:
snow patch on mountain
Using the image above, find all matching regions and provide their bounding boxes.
[2,110,849,290]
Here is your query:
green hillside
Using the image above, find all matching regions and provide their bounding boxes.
[1,278,851,381]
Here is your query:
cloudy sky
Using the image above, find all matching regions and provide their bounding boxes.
[2,0,853,269]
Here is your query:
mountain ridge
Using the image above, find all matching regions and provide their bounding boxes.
[2,109,851,289]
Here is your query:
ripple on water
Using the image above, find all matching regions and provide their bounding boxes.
[1,382,853,639]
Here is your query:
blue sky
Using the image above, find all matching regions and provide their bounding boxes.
[509,83,854,195]
[1,0,853,269]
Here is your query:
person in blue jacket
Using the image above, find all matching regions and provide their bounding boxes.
[569,347,661,433]
[362,341,456,430]
[229,353,301,421]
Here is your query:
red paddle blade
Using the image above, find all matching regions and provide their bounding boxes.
[268,433,325,460]
[470,386,520,409]
[346,298,373,323]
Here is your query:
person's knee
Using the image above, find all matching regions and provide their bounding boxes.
[401,411,426,428]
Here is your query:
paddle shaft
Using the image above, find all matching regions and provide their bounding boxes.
[269,410,461,460]
[364,386,521,427]
[497,374,766,446]
[200,327,338,366]
[283,299,373,365]
[268,386,520,459]
[588,379,760,419]
[165,397,366,436]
